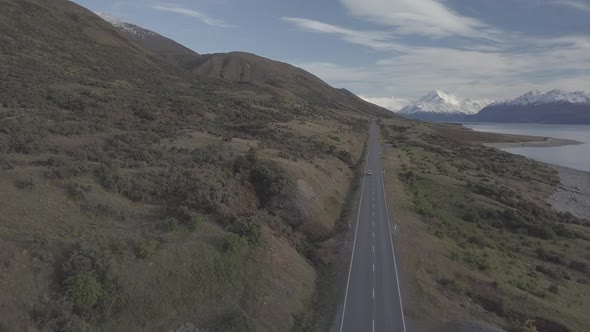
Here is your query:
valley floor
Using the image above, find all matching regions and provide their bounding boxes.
[378,118,590,332]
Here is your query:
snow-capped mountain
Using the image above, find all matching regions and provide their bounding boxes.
[97,12,201,66]
[399,90,493,122]
[495,89,590,106]
[471,89,590,124]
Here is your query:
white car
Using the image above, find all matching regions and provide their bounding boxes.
[367,170,373,175]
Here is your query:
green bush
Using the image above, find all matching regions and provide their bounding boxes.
[535,247,567,265]
[65,272,103,314]
[223,234,247,254]
[158,218,178,232]
[178,206,202,231]
[57,247,121,322]
[241,221,262,245]
[135,240,159,259]
[232,151,293,208]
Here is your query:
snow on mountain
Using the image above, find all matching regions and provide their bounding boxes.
[97,12,157,39]
[497,89,590,106]
[400,90,493,115]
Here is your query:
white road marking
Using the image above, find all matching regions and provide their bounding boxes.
[372,245,374,253]
[372,232,375,239]
[373,264,375,272]
[377,144,408,332]
[395,224,397,231]
[372,320,375,332]
[339,133,370,332]
[372,287,375,299]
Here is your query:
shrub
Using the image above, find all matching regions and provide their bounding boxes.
[177,206,202,230]
[463,250,491,271]
[232,152,293,208]
[66,182,92,199]
[569,260,587,273]
[548,283,559,295]
[14,177,35,191]
[241,221,262,245]
[58,247,120,321]
[223,234,247,254]
[216,310,256,332]
[335,150,352,165]
[35,297,86,332]
[64,272,103,314]
[463,208,482,223]
[535,247,567,265]
[553,224,576,239]
[135,240,159,259]
[158,218,178,232]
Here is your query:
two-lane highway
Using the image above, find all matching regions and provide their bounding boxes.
[339,119,406,332]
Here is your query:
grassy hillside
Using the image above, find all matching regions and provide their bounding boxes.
[0,0,377,330]
[380,118,590,332]
[108,19,390,118]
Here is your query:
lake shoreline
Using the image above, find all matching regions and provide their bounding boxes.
[484,137,582,149]
[549,164,590,221]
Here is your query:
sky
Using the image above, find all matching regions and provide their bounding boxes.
[75,0,590,110]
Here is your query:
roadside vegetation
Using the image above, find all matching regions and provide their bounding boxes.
[380,119,590,332]
[0,0,373,330]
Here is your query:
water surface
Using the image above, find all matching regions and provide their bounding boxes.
[463,123,590,172]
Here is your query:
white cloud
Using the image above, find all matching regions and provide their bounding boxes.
[284,1,590,101]
[295,34,590,101]
[282,17,405,51]
[151,5,234,28]
[546,0,590,12]
[340,0,499,39]
[360,96,410,112]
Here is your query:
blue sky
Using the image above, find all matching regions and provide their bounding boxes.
[75,0,590,110]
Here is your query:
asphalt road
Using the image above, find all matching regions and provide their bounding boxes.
[339,119,406,332]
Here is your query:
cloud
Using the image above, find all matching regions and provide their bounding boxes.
[151,5,234,28]
[282,17,405,51]
[295,34,590,101]
[359,96,410,112]
[285,1,590,102]
[339,0,500,39]
[546,0,590,12]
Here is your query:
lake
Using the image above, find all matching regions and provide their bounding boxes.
[462,123,590,172]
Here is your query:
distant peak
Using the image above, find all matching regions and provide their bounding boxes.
[401,90,493,115]
[425,89,447,98]
[502,89,590,105]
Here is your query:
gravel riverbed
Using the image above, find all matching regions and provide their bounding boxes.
[549,164,590,221]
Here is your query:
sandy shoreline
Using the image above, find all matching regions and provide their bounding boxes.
[549,164,590,221]
[485,137,582,149]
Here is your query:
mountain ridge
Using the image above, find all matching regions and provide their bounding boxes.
[471,89,590,124]
[103,16,391,117]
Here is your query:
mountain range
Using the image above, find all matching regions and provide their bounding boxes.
[104,16,387,116]
[398,89,590,124]
[399,90,493,122]
[471,89,590,124]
